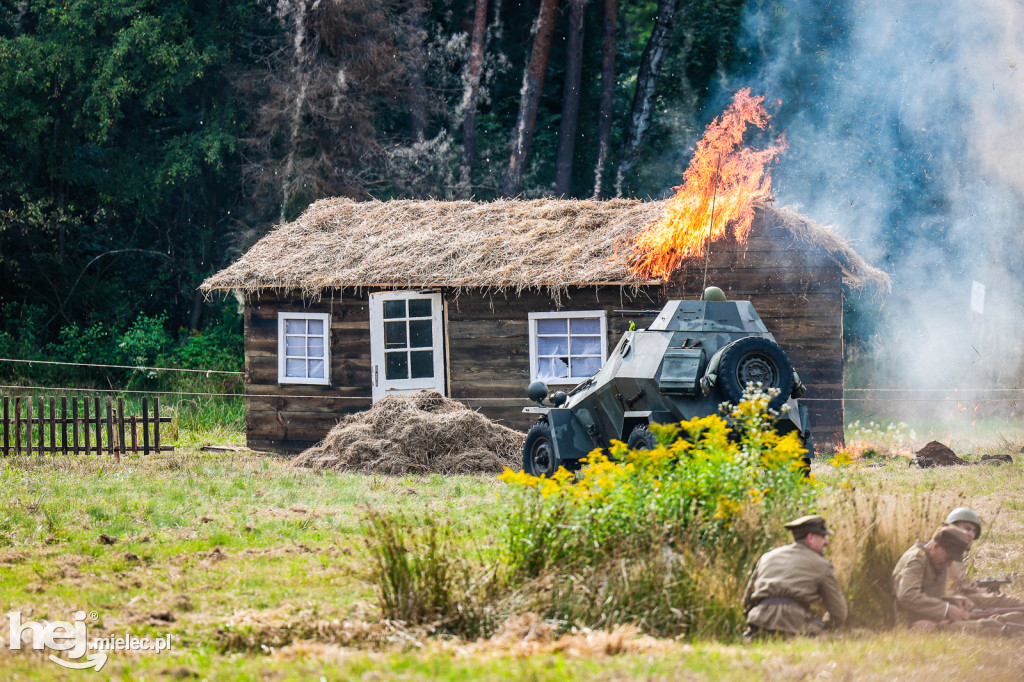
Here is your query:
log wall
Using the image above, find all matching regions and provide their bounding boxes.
[245,294,373,452]
[244,227,845,453]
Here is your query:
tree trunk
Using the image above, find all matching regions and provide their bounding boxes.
[280,0,313,223]
[458,0,490,194]
[613,0,678,197]
[408,0,428,141]
[591,0,617,198]
[500,0,560,198]
[554,0,588,197]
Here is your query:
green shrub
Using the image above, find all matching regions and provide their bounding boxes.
[0,300,244,443]
[117,314,172,368]
[498,388,817,579]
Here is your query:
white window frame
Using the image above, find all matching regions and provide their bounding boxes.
[368,291,446,402]
[277,312,331,385]
[528,310,608,385]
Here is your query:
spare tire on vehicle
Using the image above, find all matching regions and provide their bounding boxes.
[626,424,658,450]
[714,337,794,411]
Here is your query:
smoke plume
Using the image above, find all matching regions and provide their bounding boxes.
[725,0,1024,422]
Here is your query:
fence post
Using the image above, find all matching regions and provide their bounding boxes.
[49,398,56,455]
[14,397,22,455]
[130,414,138,454]
[105,397,114,456]
[117,397,126,458]
[35,397,42,454]
[154,397,161,454]
[93,397,101,455]
[142,398,149,455]
[83,399,90,456]
[3,396,8,456]
[26,395,33,457]
[72,399,80,455]
[61,397,68,456]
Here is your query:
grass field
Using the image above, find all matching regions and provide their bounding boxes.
[2,428,1024,680]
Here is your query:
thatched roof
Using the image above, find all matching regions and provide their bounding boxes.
[201,198,889,295]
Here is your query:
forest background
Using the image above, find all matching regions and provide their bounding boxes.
[7,0,1020,407]
[0,0,756,385]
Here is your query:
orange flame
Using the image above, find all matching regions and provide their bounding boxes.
[629,89,787,280]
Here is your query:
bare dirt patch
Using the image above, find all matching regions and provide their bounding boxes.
[293,390,523,475]
[914,440,967,466]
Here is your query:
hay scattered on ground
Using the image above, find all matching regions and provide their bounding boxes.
[464,614,671,658]
[292,390,524,474]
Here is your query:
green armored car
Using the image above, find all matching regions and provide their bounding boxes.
[522,287,811,476]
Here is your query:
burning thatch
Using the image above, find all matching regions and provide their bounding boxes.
[292,390,523,474]
[630,89,786,280]
[201,198,889,296]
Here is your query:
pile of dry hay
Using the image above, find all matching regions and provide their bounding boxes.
[292,390,524,475]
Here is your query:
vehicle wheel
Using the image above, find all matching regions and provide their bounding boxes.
[715,337,794,411]
[523,421,560,477]
[626,424,658,450]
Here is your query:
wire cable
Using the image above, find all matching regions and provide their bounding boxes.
[0,357,242,376]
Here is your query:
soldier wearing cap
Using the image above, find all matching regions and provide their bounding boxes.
[892,524,974,626]
[943,507,1024,611]
[742,515,847,637]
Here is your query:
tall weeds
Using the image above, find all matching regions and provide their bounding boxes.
[364,510,496,638]
[821,483,953,628]
[503,510,779,639]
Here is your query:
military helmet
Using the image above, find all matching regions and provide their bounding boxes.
[702,286,726,301]
[945,507,982,537]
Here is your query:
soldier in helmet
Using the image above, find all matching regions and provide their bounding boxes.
[944,507,1024,611]
[893,522,1024,635]
[892,524,975,627]
[742,515,847,638]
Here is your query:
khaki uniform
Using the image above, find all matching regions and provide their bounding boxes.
[893,544,1024,632]
[892,541,951,623]
[743,542,847,635]
[947,561,1024,609]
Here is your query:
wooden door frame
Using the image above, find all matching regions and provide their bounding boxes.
[368,291,446,401]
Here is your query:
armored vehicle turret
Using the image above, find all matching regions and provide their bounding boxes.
[522,289,811,476]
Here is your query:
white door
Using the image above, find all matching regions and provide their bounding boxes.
[369,291,446,401]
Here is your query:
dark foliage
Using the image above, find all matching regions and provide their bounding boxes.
[0,0,749,361]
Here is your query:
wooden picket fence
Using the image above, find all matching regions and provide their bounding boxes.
[1,395,173,457]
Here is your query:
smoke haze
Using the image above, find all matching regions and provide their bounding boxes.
[724,0,1024,421]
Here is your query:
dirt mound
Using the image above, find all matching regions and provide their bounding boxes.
[914,441,967,467]
[292,390,524,474]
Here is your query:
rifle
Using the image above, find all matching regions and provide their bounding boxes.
[976,578,1012,594]
[968,606,1024,619]
[976,573,1020,593]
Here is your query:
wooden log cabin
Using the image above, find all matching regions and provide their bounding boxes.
[201,198,888,454]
